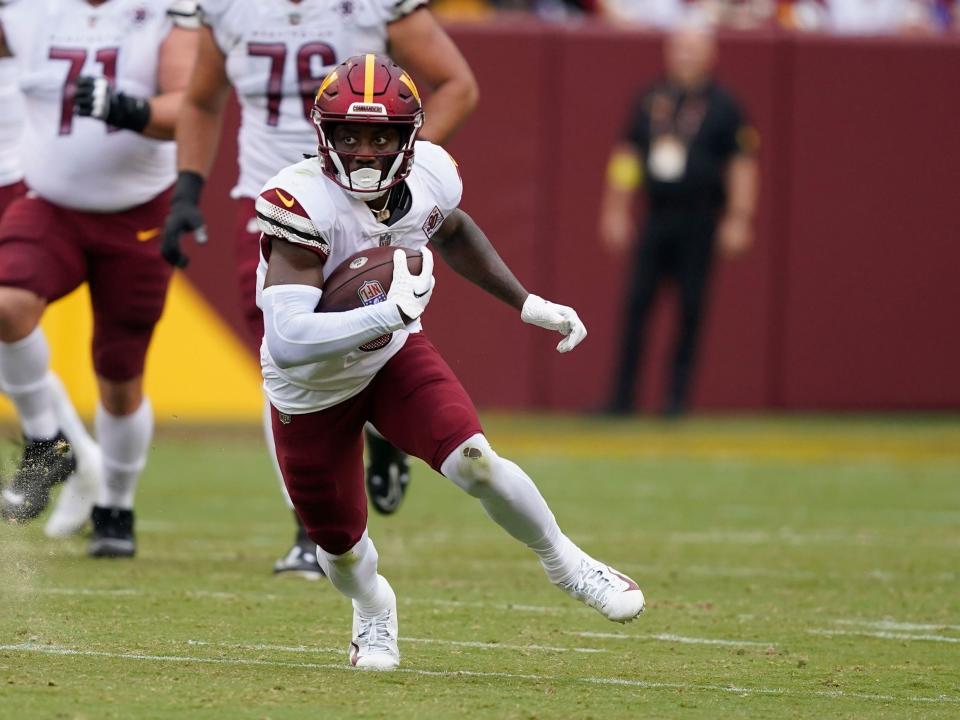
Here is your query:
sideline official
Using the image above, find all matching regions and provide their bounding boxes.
[599,23,759,416]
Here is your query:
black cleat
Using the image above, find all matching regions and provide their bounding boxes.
[273,513,324,580]
[364,429,410,515]
[89,506,136,558]
[1,432,76,523]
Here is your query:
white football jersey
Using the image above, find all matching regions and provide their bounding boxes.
[0,0,24,186]
[201,0,427,200]
[255,141,461,414]
[1,0,198,211]
[0,55,23,186]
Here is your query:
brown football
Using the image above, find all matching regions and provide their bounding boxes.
[316,246,423,313]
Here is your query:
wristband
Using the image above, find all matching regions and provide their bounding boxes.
[107,92,152,133]
[172,170,205,205]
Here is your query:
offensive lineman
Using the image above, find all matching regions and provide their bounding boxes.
[0,0,199,556]
[0,0,102,542]
[161,0,479,578]
[256,55,645,670]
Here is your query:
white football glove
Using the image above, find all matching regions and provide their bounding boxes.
[521,294,587,353]
[388,247,435,323]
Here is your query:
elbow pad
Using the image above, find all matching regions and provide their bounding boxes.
[262,284,405,369]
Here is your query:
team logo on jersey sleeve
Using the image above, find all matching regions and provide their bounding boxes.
[422,206,444,239]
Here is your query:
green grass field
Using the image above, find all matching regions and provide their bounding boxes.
[1,415,958,719]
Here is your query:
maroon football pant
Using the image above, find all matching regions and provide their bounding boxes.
[0,189,174,381]
[271,333,484,555]
[0,180,27,220]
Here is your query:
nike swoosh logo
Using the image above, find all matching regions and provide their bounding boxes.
[275,190,296,208]
[136,227,160,242]
[413,289,430,298]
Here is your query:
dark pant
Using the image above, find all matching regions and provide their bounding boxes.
[271,333,483,556]
[0,189,174,382]
[609,209,717,414]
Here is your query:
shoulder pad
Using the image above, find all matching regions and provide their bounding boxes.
[256,186,330,259]
[168,0,201,29]
[385,0,428,22]
[414,141,463,214]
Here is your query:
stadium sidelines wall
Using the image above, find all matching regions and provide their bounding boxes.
[2,27,956,423]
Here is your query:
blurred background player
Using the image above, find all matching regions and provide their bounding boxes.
[599,22,759,416]
[257,55,642,669]
[0,0,199,556]
[161,0,479,579]
[0,1,24,219]
[0,0,103,542]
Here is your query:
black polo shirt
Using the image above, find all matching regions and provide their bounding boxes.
[625,79,755,214]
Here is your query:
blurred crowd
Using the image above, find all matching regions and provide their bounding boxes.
[432,0,960,34]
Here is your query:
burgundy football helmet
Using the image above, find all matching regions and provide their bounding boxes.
[312,54,424,198]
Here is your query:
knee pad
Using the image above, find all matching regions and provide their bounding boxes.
[442,433,500,498]
[316,531,376,577]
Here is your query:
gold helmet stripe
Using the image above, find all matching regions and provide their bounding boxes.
[315,70,337,101]
[399,72,421,105]
[364,54,375,103]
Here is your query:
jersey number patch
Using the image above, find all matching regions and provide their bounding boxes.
[247,42,337,126]
[50,46,119,135]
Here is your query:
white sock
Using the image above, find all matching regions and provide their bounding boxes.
[316,532,391,614]
[263,394,293,509]
[96,398,153,509]
[0,328,58,439]
[46,372,97,457]
[441,434,582,584]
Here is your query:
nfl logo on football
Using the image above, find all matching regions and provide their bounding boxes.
[357,280,387,306]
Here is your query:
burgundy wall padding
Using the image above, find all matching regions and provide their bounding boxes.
[424,26,550,408]
[193,23,960,410]
[780,35,960,409]
[542,30,780,411]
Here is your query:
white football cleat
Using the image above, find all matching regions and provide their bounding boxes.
[44,373,101,539]
[349,577,400,671]
[558,556,645,623]
[44,442,100,538]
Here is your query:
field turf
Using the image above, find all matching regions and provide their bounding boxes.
[1,415,958,719]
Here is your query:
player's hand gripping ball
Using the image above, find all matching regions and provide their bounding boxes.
[317,246,431,352]
[316,246,425,312]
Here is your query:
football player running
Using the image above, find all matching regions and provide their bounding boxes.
[0,0,103,540]
[0,0,199,557]
[256,55,645,671]
[0,2,24,219]
[161,0,479,579]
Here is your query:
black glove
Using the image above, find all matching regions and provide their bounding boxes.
[74,76,151,133]
[162,171,207,269]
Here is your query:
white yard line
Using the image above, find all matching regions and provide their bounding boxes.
[2,642,957,706]
[665,529,960,550]
[833,619,960,633]
[569,631,773,648]
[809,629,960,644]
[188,637,608,655]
